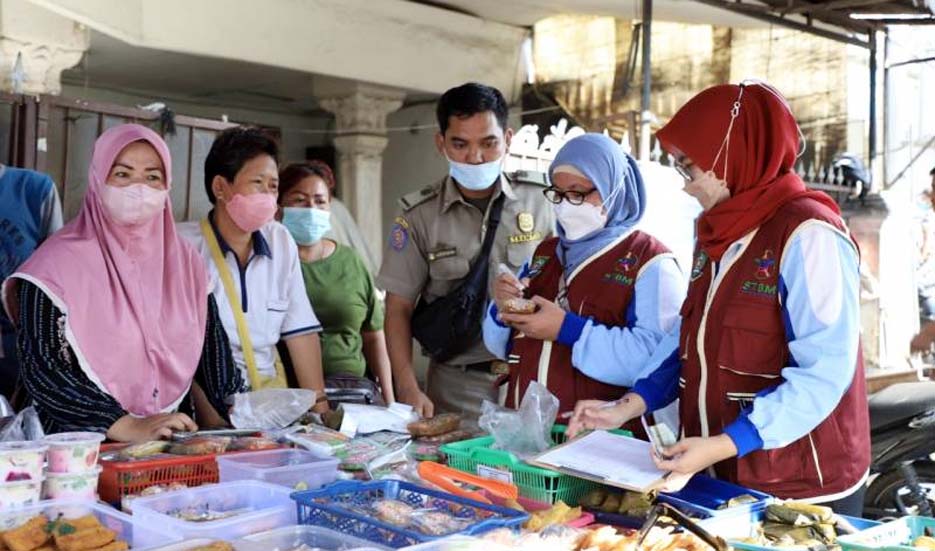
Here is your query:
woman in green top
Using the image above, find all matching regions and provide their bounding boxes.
[277,161,394,403]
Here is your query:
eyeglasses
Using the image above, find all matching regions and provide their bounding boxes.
[673,160,692,182]
[543,186,598,205]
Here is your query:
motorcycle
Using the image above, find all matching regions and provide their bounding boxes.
[864,381,935,519]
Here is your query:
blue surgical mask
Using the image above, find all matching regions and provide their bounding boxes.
[447,156,502,191]
[281,207,331,245]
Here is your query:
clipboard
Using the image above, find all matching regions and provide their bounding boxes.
[528,430,669,493]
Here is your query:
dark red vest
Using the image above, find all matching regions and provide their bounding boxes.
[507,232,673,416]
[678,197,870,499]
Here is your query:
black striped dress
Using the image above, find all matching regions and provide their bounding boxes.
[15,280,245,434]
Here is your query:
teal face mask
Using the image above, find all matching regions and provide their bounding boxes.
[282,207,331,245]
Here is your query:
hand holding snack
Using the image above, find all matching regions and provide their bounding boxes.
[494,264,531,314]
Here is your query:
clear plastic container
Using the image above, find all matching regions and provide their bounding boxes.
[240,525,390,550]
[130,481,297,541]
[217,449,339,491]
[0,499,178,549]
[0,441,47,482]
[399,537,496,551]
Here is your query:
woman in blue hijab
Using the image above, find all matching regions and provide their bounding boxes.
[482,133,686,414]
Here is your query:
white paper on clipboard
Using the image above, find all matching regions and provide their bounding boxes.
[531,430,667,492]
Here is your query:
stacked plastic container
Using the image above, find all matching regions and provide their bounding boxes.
[130,480,297,541]
[42,432,106,500]
[0,441,47,509]
[217,449,339,490]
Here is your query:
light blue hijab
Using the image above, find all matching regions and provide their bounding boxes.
[550,133,647,276]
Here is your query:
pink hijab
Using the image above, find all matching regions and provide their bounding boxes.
[2,124,209,416]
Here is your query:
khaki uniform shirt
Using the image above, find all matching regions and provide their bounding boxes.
[377,171,555,366]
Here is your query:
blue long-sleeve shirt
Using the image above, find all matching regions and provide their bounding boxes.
[632,222,861,457]
[482,254,686,387]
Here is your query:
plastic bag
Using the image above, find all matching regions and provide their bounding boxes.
[338,402,416,437]
[0,397,44,442]
[479,381,558,457]
[229,388,316,429]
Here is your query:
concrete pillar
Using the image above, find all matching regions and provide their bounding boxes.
[317,82,405,265]
[0,0,88,94]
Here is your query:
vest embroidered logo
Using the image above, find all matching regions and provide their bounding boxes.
[690,251,708,281]
[616,251,639,273]
[741,280,778,298]
[754,249,775,280]
[528,255,550,278]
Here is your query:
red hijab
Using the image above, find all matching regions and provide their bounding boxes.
[656,83,840,260]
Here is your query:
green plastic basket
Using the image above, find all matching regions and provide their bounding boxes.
[439,424,631,505]
[839,516,935,551]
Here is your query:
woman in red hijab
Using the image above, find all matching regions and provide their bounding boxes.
[569,82,870,515]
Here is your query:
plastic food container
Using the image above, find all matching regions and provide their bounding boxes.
[0,441,48,482]
[44,465,102,499]
[218,449,339,491]
[0,477,43,509]
[699,509,879,551]
[43,432,105,473]
[658,475,773,517]
[398,537,493,551]
[0,499,178,549]
[838,515,935,551]
[240,525,391,550]
[131,480,297,541]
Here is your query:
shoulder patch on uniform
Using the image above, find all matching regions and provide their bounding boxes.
[507,170,548,187]
[399,185,439,211]
[389,216,410,251]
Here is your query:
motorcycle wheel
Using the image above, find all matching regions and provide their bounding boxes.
[865,463,935,519]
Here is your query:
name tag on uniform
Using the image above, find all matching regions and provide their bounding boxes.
[428,247,457,261]
[509,231,542,244]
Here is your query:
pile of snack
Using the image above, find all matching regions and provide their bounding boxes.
[1,514,128,551]
[107,435,279,461]
[406,413,475,463]
[736,502,841,549]
[371,498,471,536]
[582,488,655,518]
[504,500,583,532]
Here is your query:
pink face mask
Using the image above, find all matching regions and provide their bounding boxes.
[100,183,168,226]
[225,192,277,233]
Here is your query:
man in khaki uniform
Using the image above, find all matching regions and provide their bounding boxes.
[378,82,554,419]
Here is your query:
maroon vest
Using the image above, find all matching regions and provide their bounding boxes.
[507,232,673,416]
[678,197,870,499]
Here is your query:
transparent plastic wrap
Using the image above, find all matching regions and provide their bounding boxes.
[478,382,558,458]
[229,389,316,430]
[0,398,44,442]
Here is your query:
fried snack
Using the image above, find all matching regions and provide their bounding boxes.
[619,491,654,517]
[407,413,461,437]
[415,429,476,445]
[373,499,415,526]
[524,501,582,532]
[54,527,115,551]
[582,488,608,509]
[600,492,622,513]
[168,436,230,456]
[2,516,51,551]
[504,297,537,314]
[914,536,935,550]
[228,437,278,451]
[118,441,169,460]
[187,543,233,551]
[84,543,127,551]
[718,493,759,509]
[50,517,101,537]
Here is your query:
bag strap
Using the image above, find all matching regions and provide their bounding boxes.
[471,193,505,273]
[200,218,265,390]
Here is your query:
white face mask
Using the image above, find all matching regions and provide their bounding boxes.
[554,200,608,241]
[447,156,503,191]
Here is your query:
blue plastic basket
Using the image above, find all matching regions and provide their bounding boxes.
[659,475,773,518]
[291,480,528,548]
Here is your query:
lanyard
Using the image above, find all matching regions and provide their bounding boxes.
[200,219,286,390]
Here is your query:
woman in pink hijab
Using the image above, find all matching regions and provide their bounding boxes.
[2,124,244,442]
